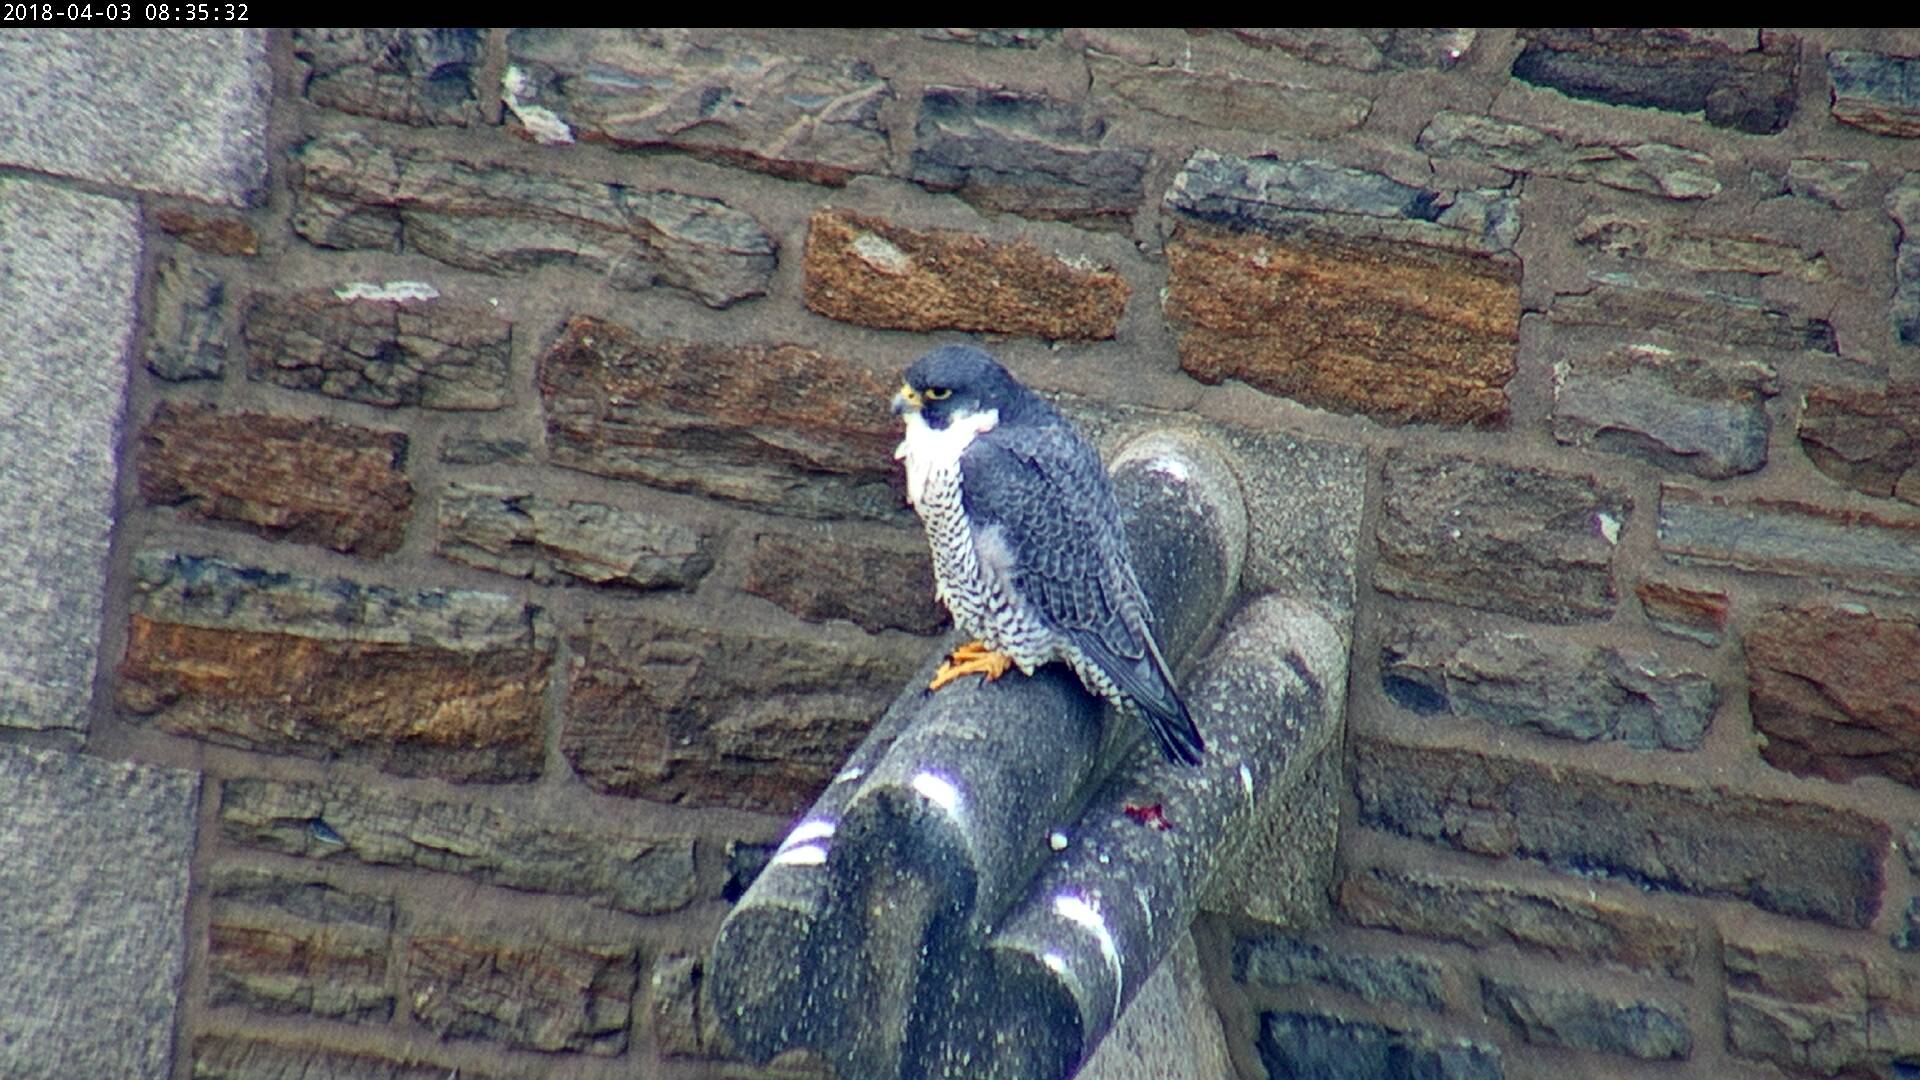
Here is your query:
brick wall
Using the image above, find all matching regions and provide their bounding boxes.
[6,27,1920,1080]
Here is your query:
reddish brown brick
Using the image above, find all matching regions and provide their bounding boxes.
[1166,224,1516,426]
[1726,937,1920,1074]
[1748,604,1920,787]
[802,208,1128,340]
[154,206,259,256]
[206,867,393,1020]
[1799,383,1920,507]
[138,403,412,555]
[742,526,947,635]
[1635,579,1730,646]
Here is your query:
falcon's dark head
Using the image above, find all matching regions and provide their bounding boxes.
[893,345,1040,431]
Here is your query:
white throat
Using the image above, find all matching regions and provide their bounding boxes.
[895,407,999,506]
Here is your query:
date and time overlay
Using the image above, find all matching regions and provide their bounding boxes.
[4,3,251,25]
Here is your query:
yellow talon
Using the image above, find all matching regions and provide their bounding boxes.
[928,639,1015,691]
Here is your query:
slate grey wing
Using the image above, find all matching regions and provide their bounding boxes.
[958,423,1206,765]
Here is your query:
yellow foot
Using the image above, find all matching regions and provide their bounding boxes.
[928,640,1015,692]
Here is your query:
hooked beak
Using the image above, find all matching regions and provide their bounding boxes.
[892,383,922,417]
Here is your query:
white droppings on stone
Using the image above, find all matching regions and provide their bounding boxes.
[502,65,575,145]
[1049,830,1069,852]
[1054,891,1124,1020]
[851,231,913,275]
[1239,763,1255,807]
[834,765,865,785]
[1596,511,1621,545]
[1145,455,1190,483]
[911,770,963,817]
[333,280,439,303]
[771,842,828,868]
[1042,951,1067,975]
[779,818,836,851]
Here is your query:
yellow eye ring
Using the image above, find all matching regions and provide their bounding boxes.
[924,387,952,400]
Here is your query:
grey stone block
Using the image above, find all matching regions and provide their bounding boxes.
[0,30,269,205]
[0,745,199,1077]
[1077,933,1233,1080]
[0,179,139,734]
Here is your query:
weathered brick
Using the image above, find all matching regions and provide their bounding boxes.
[1551,344,1776,479]
[1480,974,1691,1060]
[1748,604,1920,789]
[1352,738,1887,928]
[1087,52,1369,137]
[1380,611,1715,751]
[406,930,635,1054]
[1419,110,1721,200]
[651,952,707,1057]
[1259,1011,1503,1080]
[242,289,511,411]
[291,28,484,126]
[1549,279,1838,355]
[290,131,775,308]
[742,526,946,635]
[1891,173,1920,347]
[1828,50,1920,138]
[1635,580,1729,647]
[193,1035,499,1080]
[1339,866,1697,980]
[1800,384,1920,506]
[802,208,1128,340]
[504,30,890,184]
[1785,157,1873,209]
[537,314,903,521]
[562,607,921,814]
[206,866,394,1020]
[154,206,258,256]
[138,403,412,555]
[1223,28,1477,71]
[219,777,698,915]
[907,86,1148,229]
[1236,933,1447,1012]
[1510,28,1797,135]
[1725,937,1920,1075]
[1659,485,1920,598]
[1575,212,1832,281]
[1375,452,1625,623]
[119,551,549,782]
[437,483,714,590]
[439,435,533,466]
[144,251,228,381]
[919,28,1057,48]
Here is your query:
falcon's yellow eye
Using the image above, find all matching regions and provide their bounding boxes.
[924,387,952,400]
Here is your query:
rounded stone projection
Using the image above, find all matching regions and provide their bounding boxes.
[710,432,1344,1079]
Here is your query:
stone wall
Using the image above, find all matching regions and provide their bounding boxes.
[3,26,1919,1080]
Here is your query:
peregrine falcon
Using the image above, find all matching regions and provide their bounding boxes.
[891,345,1205,765]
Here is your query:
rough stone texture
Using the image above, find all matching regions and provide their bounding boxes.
[538,314,903,520]
[292,28,484,126]
[1799,383,1920,506]
[145,251,230,381]
[1375,452,1626,623]
[1380,612,1716,751]
[741,525,947,635]
[193,1036,504,1080]
[506,29,891,185]
[1166,224,1517,426]
[1223,28,1477,71]
[154,206,260,256]
[1087,52,1370,137]
[0,181,138,734]
[437,482,715,590]
[1258,1011,1503,1080]
[1079,933,1236,1080]
[802,208,1129,339]
[1510,28,1798,135]
[0,30,270,204]
[119,551,550,782]
[1549,279,1838,356]
[1747,604,1920,788]
[907,86,1149,229]
[1785,157,1873,209]
[242,288,512,410]
[1828,50,1920,138]
[1419,110,1722,201]
[440,436,534,465]
[290,131,775,308]
[562,606,921,814]
[1480,975,1691,1060]
[1659,485,1920,598]
[919,28,1058,48]
[206,866,395,1020]
[1891,173,1920,347]
[406,930,636,1055]
[1575,212,1832,281]
[138,403,414,555]
[1551,344,1776,479]
[1236,933,1448,1012]
[0,746,199,1077]
[1352,738,1887,929]
[1635,579,1730,646]
[1725,937,1920,1075]
[219,776,698,915]
[1340,866,1697,979]
[651,952,708,1057]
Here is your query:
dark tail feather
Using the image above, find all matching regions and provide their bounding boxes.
[1142,692,1206,766]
